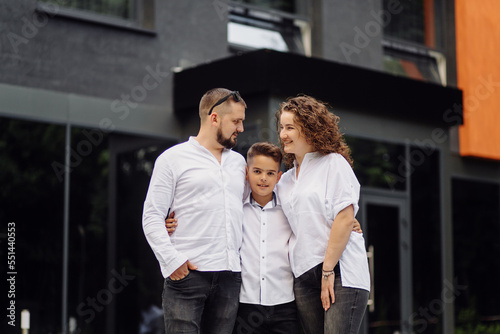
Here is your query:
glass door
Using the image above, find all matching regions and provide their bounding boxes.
[359,189,412,334]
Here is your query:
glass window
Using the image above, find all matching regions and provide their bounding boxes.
[383,0,425,45]
[381,0,446,85]
[228,22,290,52]
[113,140,176,333]
[365,203,402,333]
[347,137,443,333]
[232,0,299,14]
[0,118,109,333]
[228,0,308,55]
[453,179,500,333]
[38,0,155,30]
[383,49,442,84]
[346,136,407,191]
[383,0,441,47]
[67,126,109,333]
[1,118,65,333]
[49,0,135,20]
[410,147,442,333]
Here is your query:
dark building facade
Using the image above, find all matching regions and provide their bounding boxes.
[1,1,499,333]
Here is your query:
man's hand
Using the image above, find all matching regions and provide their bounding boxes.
[169,260,198,280]
[165,211,178,236]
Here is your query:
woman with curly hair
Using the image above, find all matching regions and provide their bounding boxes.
[275,95,370,334]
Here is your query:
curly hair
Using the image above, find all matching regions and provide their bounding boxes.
[275,95,353,169]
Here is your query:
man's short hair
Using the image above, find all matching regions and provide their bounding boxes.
[247,142,282,165]
[199,88,247,119]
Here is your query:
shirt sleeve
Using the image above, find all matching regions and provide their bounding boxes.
[142,153,188,278]
[325,154,360,224]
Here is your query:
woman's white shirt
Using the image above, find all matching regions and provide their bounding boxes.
[277,152,370,291]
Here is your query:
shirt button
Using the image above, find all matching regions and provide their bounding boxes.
[262,278,265,280]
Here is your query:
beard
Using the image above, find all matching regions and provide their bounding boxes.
[217,126,238,149]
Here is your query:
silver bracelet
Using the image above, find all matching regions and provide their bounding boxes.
[322,269,335,280]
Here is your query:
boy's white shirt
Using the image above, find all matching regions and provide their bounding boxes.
[239,191,295,306]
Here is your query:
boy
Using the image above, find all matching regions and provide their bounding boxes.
[234,142,298,334]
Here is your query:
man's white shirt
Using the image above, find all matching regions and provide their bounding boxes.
[142,137,246,278]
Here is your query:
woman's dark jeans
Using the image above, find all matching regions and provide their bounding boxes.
[293,264,369,334]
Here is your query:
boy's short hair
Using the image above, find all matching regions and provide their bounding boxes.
[247,142,282,165]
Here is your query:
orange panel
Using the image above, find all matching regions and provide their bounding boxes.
[456,0,500,160]
[424,0,436,47]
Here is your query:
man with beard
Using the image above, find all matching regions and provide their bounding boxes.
[142,88,247,334]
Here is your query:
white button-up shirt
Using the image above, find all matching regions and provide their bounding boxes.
[277,152,370,291]
[239,192,295,306]
[142,137,246,278]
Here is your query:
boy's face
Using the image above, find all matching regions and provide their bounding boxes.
[246,155,282,201]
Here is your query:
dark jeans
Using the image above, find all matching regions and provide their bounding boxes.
[233,301,299,334]
[162,270,241,334]
[294,263,369,334]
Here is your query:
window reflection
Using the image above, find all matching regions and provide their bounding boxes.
[410,147,441,334]
[383,51,442,84]
[39,0,155,29]
[0,118,110,333]
[1,118,65,333]
[346,136,406,191]
[41,0,134,19]
[348,137,443,333]
[232,0,297,14]
[115,142,174,334]
[453,179,500,332]
[381,0,446,85]
[383,0,425,44]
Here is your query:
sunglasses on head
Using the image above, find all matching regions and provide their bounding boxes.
[208,91,241,115]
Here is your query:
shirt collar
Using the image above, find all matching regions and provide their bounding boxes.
[244,191,279,209]
[189,136,230,153]
[293,151,321,169]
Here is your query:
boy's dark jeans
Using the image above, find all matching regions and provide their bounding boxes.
[233,301,299,334]
[162,270,241,334]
